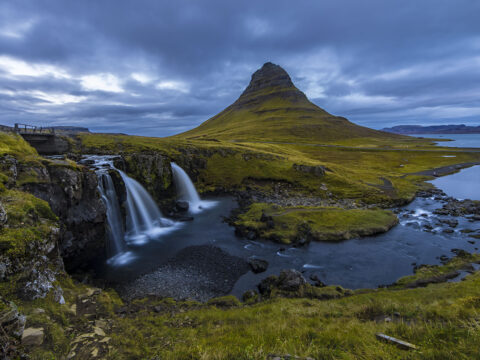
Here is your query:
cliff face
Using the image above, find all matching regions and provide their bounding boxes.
[21,163,106,271]
[113,152,175,205]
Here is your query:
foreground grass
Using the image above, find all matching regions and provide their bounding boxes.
[105,270,480,359]
[10,266,480,360]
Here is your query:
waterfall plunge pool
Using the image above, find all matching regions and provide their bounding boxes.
[98,194,480,300]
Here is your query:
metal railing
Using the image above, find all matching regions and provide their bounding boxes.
[14,123,55,135]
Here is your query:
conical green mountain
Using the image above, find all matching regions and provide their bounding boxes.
[177,62,398,143]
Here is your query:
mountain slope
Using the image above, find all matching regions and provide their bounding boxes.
[176,62,401,143]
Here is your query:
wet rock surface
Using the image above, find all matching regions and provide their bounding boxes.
[434,198,480,218]
[120,245,249,302]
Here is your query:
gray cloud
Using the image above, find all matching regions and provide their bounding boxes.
[0,0,479,136]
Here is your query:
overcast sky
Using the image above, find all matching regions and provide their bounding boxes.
[0,0,479,136]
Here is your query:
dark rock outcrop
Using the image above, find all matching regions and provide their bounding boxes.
[238,62,308,106]
[114,153,175,205]
[434,199,480,217]
[258,269,307,295]
[22,164,106,271]
[175,200,189,212]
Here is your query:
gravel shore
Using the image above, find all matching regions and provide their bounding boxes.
[120,245,249,302]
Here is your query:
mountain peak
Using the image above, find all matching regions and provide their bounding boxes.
[240,62,295,97]
[236,62,307,106]
[177,62,394,143]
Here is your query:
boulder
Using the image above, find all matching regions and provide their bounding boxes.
[21,327,44,346]
[248,258,269,273]
[258,269,307,295]
[258,275,279,295]
[277,269,307,291]
[175,200,190,212]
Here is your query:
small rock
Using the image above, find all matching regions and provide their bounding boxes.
[242,289,258,302]
[175,200,189,212]
[309,274,326,287]
[248,258,269,273]
[21,327,44,346]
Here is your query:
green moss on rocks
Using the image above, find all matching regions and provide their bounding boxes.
[236,203,398,244]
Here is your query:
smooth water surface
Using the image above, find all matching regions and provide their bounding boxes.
[102,195,480,297]
[411,133,480,148]
[429,165,480,200]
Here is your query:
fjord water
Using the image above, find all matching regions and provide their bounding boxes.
[411,133,480,148]
[429,165,480,200]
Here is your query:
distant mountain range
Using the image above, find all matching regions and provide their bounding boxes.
[382,124,480,134]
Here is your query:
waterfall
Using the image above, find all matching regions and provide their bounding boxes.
[118,170,174,244]
[85,155,178,265]
[98,172,125,257]
[171,162,216,213]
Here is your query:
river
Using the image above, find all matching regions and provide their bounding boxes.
[98,166,480,298]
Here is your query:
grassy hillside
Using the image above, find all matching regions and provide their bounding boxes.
[175,62,407,144]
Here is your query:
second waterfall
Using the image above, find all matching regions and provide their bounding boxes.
[171,162,216,213]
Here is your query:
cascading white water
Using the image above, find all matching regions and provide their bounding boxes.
[118,170,174,244]
[98,172,125,257]
[85,155,178,265]
[171,162,216,213]
[171,162,201,210]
